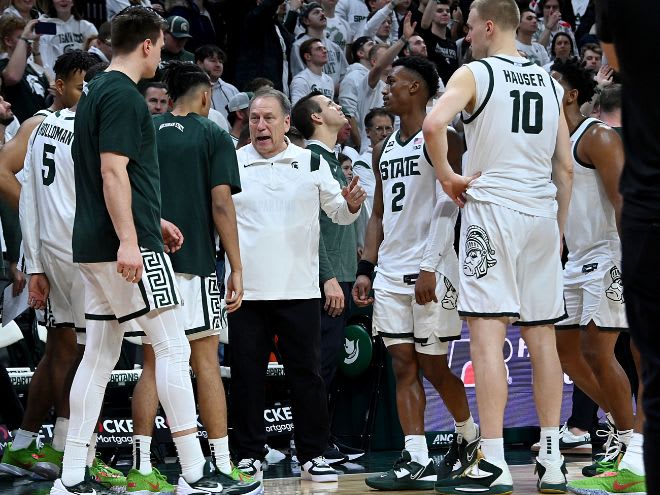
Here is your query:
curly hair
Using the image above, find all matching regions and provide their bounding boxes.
[550,57,597,105]
[162,60,211,102]
[392,56,440,100]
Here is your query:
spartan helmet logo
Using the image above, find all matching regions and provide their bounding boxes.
[463,225,497,278]
[605,266,624,303]
[441,277,458,310]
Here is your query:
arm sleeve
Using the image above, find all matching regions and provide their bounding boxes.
[289,75,307,105]
[318,232,335,282]
[316,156,360,225]
[210,128,242,194]
[98,90,143,159]
[18,129,43,273]
[419,181,459,272]
[359,4,394,38]
[338,74,359,117]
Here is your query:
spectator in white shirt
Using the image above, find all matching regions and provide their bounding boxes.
[516,8,549,67]
[38,0,98,80]
[290,2,348,91]
[105,0,151,20]
[195,44,238,119]
[290,38,334,105]
[320,0,352,51]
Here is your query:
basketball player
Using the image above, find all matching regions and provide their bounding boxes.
[51,7,224,494]
[128,61,261,495]
[423,0,574,493]
[549,58,646,493]
[0,52,127,489]
[353,56,477,491]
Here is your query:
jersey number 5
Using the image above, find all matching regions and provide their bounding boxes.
[41,143,56,186]
[509,90,543,134]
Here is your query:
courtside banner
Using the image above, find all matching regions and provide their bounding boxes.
[424,323,574,431]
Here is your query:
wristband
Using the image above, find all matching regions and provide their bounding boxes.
[356,259,375,278]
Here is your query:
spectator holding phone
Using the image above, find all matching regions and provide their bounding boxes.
[0,15,49,122]
[37,0,98,80]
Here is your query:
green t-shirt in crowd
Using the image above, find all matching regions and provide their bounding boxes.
[154,112,241,277]
[72,70,163,263]
[160,49,195,64]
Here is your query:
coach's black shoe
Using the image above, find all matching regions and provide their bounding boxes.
[323,445,348,465]
[50,476,111,494]
[332,439,365,461]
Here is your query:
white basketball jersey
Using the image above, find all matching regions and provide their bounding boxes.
[374,130,458,293]
[564,117,620,281]
[25,109,76,260]
[462,55,564,218]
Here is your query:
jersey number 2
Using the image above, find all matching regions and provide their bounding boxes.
[41,143,56,186]
[392,182,405,212]
[509,90,543,134]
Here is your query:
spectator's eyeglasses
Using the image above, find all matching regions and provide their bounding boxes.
[368,126,393,133]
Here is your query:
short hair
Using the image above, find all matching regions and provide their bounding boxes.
[580,42,602,59]
[244,77,274,93]
[470,0,521,32]
[0,15,26,52]
[98,21,111,42]
[338,153,351,164]
[52,50,97,80]
[551,57,597,105]
[291,90,324,139]
[599,84,622,114]
[111,6,167,56]
[299,38,323,63]
[162,60,211,101]
[140,81,168,96]
[392,56,439,100]
[364,107,394,129]
[351,36,372,62]
[550,31,574,58]
[286,126,305,147]
[368,43,388,62]
[84,62,109,82]
[249,88,291,116]
[195,44,226,63]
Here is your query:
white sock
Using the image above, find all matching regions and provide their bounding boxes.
[618,428,634,447]
[133,435,153,475]
[538,427,560,461]
[173,433,206,483]
[52,418,69,452]
[86,433,98,467]
[481,438,505,463]
[404,435,429,464]
[619,432,645,476]
[11,428,39,450]
[61,438,88,487]
[455,415,478,443]
[209,437,232,475]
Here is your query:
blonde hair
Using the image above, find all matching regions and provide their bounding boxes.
[470,0,520,32]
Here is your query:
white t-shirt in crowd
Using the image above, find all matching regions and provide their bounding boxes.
[290,68,334,105]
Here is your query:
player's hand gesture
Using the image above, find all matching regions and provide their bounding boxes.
[323,277,345,317]
[28,273,50,310]
[352,275,374,307]
[225,270,244,313]
[440,171,481,208]
[161,218,184,253]
[117,242,143,283]
[415,270,437,305]
[342,175,367,213]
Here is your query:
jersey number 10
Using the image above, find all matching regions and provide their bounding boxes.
[509,90,543,134]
